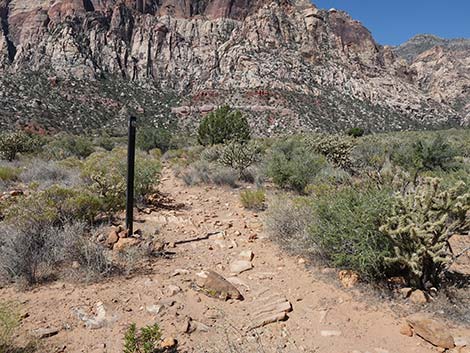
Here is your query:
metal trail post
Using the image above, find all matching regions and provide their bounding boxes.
[126,116,137,236]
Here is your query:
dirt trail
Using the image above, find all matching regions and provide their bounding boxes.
[1,168,467,353]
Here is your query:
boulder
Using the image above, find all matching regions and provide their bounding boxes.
[113,237,140,252]
[195,270,243,300]
[409,290,429,305]
[406,314,455,349]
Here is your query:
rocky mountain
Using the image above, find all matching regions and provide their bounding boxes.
[394,34,470,62]
[0,0,466,134]
[394,35,470,126]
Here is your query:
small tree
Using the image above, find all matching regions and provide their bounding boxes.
[197,106,250,146]
[380,178,470,289]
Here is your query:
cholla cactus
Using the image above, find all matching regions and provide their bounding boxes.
[380,178,470,289]
[305,134,355,170]
[0,131,40,161]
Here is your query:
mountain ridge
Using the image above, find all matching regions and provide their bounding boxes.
[0,0,467,134]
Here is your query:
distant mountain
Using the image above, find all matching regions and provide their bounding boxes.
[394,34,470,62]
[394,34,470,125]
[0,0,467,134]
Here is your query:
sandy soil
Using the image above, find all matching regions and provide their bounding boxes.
[1,169,469,353]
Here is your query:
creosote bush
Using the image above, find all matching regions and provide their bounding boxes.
[240,189,266,211]
[44,134,95,160]
[380,178,470,289]
[266,138,326,193]
[309,185,395,280]
[197,106,250,146]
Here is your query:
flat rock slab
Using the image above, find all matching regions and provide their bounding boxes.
[195,270,244,300]
[229,260,253,274]
[406,314,455,349]
[247,293,292,330]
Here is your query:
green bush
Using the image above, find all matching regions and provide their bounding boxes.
[0,301,19,350]
[391,135,458,183]
[309,185,394,280]
[137,127,173,153]
[380,178,470,289]
[81,148,161,211]
[0,131,42,161]
[3,186,102,226]
[124,323,167,353]
[266,138,327,193]
[240,189,266,211]
[347,127,365,138]
[45,134,95,160]
[197,106,250,146]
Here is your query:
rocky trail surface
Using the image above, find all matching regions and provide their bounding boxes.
[1,168,469,353]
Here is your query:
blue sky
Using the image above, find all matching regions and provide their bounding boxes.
[313,0,470,45]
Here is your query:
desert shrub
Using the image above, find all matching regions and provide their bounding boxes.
[81,148,161,211]
[266,138,327,193]
[219,141,262,179]
[312,165,352,186]
[305,134,355,170]
[266,196,314,255]
[0,301,19,350]
[200,144,224,163]
[347,127,365,138]
[0,221,62,284]
[0,166,20,182]
[2,186,102,226]
[181,161,237,188]
[124,323,167,353]
[309,185,395,280]
[391,135,458,183]
[0,132,42,161]
[45,134,95,160]
[197,106,250,146]
[380,178,470,289]
[0,221,111,285]
[240,189,266,211]
[137,127,173,153]
[162,147,204,168]
[19,160,82,189]
[59,222,112,281]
